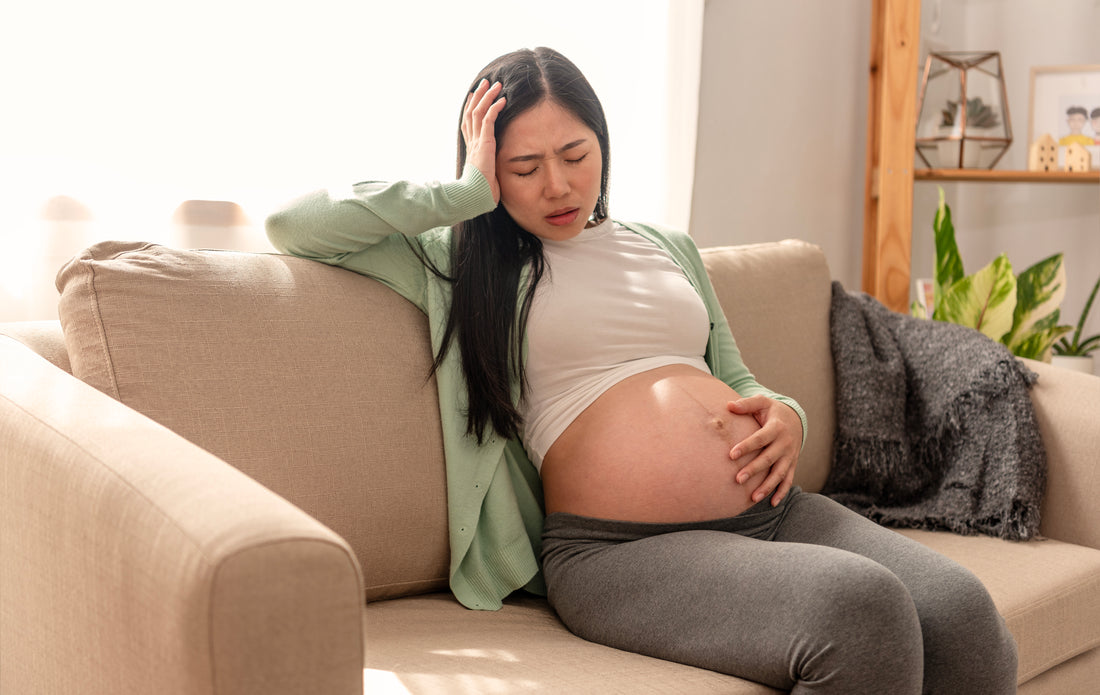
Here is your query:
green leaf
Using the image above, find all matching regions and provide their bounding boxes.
[1078,334,1100,355]
[1005,253,1066,351]
[1013,322,1073,361]
[910,300,928,320]
[1068,274,1100,351]
[931,187,965,318]
[938,254,1016,341]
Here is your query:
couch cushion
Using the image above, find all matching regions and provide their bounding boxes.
[362,593,780,694]
[701,240,835,493]
[898,529,1100,685]
[55,241,450,601]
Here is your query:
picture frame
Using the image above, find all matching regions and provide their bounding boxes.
[1028,64,1100,168]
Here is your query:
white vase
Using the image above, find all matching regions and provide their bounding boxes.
[1051,355,1096,375]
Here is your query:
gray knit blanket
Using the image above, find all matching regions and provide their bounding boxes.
[823,282,1046,540]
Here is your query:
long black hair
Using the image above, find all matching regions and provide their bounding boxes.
[434,47,610,444]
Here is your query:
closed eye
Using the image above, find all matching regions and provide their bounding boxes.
[515,153,588,177]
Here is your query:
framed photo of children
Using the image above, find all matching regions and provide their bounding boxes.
[1028,64,1100,169]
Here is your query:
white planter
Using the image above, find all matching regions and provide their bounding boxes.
[1051,355,1096,375]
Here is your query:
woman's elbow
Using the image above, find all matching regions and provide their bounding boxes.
[264,210,295,254]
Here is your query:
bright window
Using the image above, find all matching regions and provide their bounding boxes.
[0,1,700,320]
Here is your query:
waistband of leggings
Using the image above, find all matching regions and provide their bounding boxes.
[542,486,801,542]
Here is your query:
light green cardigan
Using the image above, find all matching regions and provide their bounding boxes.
[265,165,807,610]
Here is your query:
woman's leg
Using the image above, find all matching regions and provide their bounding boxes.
[541,510,924,694]
[773,492,1018,695]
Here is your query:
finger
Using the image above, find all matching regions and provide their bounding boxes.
[462,87,481,143]
[770,470,795,507]
[471,81,502,127]
[462,94,474,143]
[464,80,488,120]
[727,395,770,414]
[729,426,775,461]
[734,448,777,484]
[463,80,491,131]
[750,457,791,503]
[483,94,506,136]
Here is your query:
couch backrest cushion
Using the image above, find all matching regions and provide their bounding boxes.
[56,241,450,601]
[700,240,835,492]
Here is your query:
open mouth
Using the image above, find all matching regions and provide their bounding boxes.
[545,208,580,226]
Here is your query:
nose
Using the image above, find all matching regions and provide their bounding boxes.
[543,161,570,198]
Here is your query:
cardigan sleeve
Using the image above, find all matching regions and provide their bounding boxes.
[265,164,496,309]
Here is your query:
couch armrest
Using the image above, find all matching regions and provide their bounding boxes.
[0,336,364,695]
[0,319,69,373]
[1022,358,1100,549]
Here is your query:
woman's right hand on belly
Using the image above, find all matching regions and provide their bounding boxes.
[726,395,804,507]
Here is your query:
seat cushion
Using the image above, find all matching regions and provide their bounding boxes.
[55,241,451,601]
[362,593,780,694]
[898,529,1100,685]
[364,532,1100,693]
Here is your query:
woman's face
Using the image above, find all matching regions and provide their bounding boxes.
[495,99,603,242]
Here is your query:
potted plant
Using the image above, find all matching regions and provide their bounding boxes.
[937,97,1002,168]
[912,188,1072,361]
[1051,274,1100,374]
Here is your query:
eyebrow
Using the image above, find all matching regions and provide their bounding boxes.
[506,139,588,163]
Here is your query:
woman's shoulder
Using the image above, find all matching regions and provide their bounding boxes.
[617,220,699,257]
[617,220,691,242]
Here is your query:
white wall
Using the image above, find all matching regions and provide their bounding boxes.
[689,0,871,287]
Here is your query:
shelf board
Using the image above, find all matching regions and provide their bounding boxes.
[914,168,1100,183]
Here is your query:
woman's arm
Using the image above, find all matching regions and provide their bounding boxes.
[265,167,494,262]
[264,169,494,309]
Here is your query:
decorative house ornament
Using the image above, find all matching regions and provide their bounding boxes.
[915,51,1013,169]
[1028,133,1058,171]
[1064,143,1092,172]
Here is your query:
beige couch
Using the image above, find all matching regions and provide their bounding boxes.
[2,239,1099,694]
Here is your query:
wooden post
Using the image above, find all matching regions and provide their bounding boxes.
[862,0,921,312]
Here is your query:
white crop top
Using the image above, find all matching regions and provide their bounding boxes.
[521,219,712,470]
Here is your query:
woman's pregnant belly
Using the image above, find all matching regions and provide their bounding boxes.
[539,363,769,523]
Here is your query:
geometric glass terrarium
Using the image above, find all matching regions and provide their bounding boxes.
[915,51,1013,169]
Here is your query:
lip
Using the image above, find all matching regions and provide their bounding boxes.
[545,208,580,226]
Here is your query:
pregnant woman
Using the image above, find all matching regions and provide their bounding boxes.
[266,46,1016,694]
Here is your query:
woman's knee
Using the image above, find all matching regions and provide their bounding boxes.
[794,554,924,692]
[915,563,1018,693]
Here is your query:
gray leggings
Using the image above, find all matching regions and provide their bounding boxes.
[541,488,1017,694]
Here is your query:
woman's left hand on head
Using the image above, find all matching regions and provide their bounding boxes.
[727,396,802,506]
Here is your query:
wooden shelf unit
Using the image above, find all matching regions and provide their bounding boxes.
[862,0,1100,312]
[914,169,1100,184]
